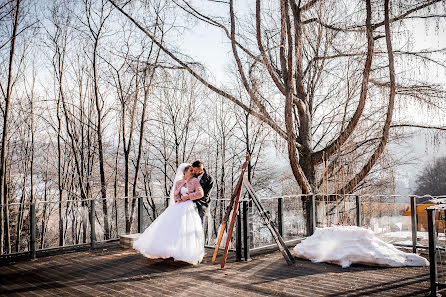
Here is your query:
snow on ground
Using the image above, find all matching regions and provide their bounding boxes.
[376,230,446,247]
[293,226,429,268]
[378,230,446,241]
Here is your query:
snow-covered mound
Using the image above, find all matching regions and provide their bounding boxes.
[293,226,429,268]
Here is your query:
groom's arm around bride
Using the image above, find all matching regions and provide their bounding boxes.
[192,160,214,221]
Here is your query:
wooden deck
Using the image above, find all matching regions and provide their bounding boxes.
[0,243,433,296]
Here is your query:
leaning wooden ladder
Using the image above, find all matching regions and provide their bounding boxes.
[211,154,295,268]
[211,153,249,267]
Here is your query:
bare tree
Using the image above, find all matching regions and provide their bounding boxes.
[150,70,204,207]
[45,0,71,247]
[0,0,21,254]
[107,45,141,233]
[84,0,112,239]
[128,42,162,230]
[109,0,445,231]
[415,156,446,196]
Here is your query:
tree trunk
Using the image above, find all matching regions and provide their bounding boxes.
[113,116,122,237]
[0,0,21,255]
[15,148,29,252]
[124,73,139,233]
[92,37,110,240]
[4,172,11,253]
[40,162,49,249]
[123,123,130,232]
[129,51,159,229]
[57,96,64,246]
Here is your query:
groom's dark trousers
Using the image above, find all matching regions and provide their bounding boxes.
[194,169,214,224]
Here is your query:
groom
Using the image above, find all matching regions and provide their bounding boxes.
[192,160,214,223]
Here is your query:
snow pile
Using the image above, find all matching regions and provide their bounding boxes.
[293,226,429,268]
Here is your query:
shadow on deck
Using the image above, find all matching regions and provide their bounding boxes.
[0,242,432,296]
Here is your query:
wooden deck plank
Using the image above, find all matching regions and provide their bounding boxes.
[0,243,433,296]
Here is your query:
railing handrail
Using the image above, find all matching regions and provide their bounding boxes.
[2,193,446,208]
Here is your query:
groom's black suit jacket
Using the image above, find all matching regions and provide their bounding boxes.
[195,169,214,216]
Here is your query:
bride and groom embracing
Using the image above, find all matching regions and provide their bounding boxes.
[133,161,214,264]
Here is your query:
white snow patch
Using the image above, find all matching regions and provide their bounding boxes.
[293,226,429,268]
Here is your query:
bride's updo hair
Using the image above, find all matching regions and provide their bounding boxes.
[183,164,192,174]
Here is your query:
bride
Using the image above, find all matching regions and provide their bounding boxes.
[133,163,205,264]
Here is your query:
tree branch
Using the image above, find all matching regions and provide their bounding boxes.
[300,0,320,12]
[302,0,441,32]
[174,0,257,60]
[371,0,442,30]
[312,0,375,165]
[108,0,288,139]
[390,124,446,131]
[228,0,288,140]
[339,0,396,194]
[256,0,286,95]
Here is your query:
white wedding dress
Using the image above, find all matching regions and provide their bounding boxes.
[133,164,205,264]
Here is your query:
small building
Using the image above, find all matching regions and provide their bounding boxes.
[402,197,446,231]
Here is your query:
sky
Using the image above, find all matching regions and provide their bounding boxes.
[176,1,241,84]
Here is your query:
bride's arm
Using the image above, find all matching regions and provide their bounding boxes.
[183,179,204,201]
[174,180,185,202]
